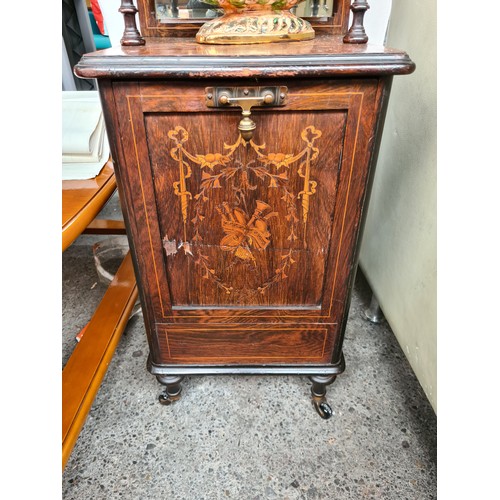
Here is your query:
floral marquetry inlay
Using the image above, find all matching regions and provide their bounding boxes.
[218,201,277,262]
[167,126,322,296]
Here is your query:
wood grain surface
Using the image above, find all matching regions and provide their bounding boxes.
[156,324,335,364]
[62,253,138,468]
[62,159,116,251]
[85,32,412,369]
[74,33,415,80]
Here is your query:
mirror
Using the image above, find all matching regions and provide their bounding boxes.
[154,0,336,20]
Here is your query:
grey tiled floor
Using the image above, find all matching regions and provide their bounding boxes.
[62,196,436,499]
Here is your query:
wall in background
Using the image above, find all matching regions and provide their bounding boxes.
[99,0,125,48]
[359,0,437,412]
[363,0,392,45]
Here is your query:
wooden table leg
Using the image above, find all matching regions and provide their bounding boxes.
[62,251,138,470]
[83,219,127,234]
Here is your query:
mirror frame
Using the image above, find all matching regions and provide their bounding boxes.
[136,0,352,38]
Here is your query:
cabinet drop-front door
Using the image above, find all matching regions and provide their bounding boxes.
[111,78,381,365]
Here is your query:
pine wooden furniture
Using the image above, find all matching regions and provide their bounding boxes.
[62,160,126,251]
[74,0,414,419]
[62,160,138,468]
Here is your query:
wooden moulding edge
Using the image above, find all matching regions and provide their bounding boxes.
[74,53,415,80]
[146,351,346,376]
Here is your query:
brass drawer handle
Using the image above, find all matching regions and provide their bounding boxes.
[205,86,288,141]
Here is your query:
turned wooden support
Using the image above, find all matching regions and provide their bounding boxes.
[343,0,369,44]
[310,374,337,397]
[119,0,145,46]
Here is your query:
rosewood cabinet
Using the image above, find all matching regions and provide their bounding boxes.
[75,5,414,419]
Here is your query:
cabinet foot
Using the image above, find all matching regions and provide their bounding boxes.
[364,293,384,323]
[157,375,184,406]
[309,374,337,420]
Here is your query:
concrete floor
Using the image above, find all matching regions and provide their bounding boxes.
[62,194,436,500]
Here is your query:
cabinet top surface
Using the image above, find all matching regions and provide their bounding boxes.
[75,34,415,80]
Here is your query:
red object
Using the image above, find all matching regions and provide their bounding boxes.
[91,0,105,35]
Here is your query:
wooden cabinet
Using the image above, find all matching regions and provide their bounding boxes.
[75,6,414,418]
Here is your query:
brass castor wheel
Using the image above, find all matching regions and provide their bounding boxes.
[158,389,181,406]
[310,374,336,419]
[156,375,184,405]
[313,399,333,419]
